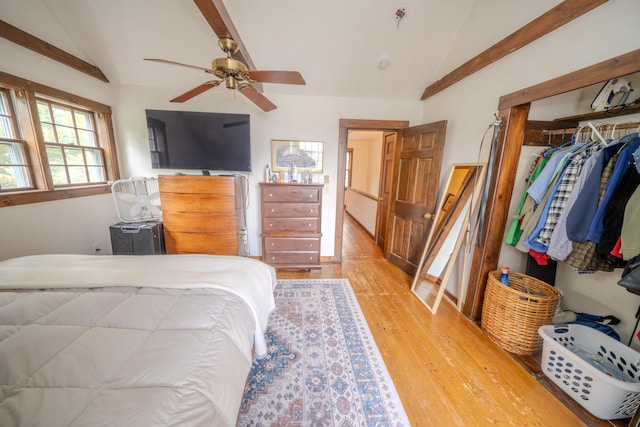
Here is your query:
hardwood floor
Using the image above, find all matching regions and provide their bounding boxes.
[276,214,627,426]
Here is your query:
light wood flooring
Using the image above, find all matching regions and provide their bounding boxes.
[276,214,627,426]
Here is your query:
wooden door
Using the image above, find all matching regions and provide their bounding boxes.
[385,121,447,275]
[376,132,396,251]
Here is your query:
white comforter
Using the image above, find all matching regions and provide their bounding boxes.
[0,254,276,427]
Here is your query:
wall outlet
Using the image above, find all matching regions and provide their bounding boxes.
[92,242,103,255]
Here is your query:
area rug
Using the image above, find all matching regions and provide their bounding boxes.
[237,278,409,427]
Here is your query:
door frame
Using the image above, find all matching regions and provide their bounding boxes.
[335,119,409,263]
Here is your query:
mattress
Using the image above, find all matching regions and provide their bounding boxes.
[0,254,277,427]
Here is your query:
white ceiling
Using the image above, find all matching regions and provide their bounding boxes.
[1,0,568,103]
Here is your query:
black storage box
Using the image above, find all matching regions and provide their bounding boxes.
[110,221,165,255]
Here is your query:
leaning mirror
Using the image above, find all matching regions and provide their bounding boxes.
[411,163,486,314]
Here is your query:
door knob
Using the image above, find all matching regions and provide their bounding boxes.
[424,212,433,220]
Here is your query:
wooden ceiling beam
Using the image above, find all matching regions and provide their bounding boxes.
[193,0,263,92]
[419,0,608,101]
[499,49,640,109]
[0,19,109,83]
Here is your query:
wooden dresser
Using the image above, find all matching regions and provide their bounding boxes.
[260,183,322,270]
[159,175,241,255]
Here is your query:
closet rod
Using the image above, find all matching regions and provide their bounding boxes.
[543,121,640,136]
[524,120,640,146]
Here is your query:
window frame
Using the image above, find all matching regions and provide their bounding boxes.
[345,148,353,188]
[0,71,119,207]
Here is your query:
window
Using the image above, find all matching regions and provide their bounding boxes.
[37,99,105,186]
[345,148,353,187]
[0,71,119,206]
[0,88,31,191]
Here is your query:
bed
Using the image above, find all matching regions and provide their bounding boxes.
[0,254,276,427]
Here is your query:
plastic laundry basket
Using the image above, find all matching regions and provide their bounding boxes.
[539,324,640,420]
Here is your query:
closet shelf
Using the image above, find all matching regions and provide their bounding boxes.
[555,102,640,122]
[524,111,640,147]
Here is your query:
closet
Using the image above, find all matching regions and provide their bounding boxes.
[460,51,640,425]
[463,49,640,323]
[511,120,640,274]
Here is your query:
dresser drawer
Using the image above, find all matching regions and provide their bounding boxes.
[263,202,320,218]
[261,185,321,203]
[262,217,320,232]
[263,252,320,266]
[264,237,320,252]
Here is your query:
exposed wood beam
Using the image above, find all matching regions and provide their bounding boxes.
[0,19,109,83]
[499,49,640,110]
[419,0,608,101]
[193,0,263,92]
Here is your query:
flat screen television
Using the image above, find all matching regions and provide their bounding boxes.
[145,109,251,172]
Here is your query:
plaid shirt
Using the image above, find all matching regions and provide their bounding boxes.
[565,151,619,272]
[536,144,601,245]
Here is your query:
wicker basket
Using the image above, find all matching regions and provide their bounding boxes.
[481,270,561,355]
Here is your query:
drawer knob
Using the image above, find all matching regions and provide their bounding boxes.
[269,223,273,227]
[272,256,275,260]
[309,194,312,198]
[271,242,275,246]
[308,223,312,227]
[309,256,313,260]
[310,209,314,213]
[269,193,273,197]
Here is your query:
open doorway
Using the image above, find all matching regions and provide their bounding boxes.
[344,130,385,241]
[335,119,409,263]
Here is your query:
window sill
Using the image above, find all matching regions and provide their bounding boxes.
[0,184,112,208]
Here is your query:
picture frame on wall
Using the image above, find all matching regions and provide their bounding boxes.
[271,140,323,173]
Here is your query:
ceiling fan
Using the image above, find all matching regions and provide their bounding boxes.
[144,37,305,112]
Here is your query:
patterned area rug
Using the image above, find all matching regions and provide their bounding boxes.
[237,279,409,427]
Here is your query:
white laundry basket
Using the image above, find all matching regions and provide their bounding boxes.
[539,324,640,420]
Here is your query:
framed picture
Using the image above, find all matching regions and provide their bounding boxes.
[271,140,323,173]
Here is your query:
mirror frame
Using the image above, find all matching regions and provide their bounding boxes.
[411,163,486,314]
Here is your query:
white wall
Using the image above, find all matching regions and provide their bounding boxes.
[0,194,120,260]
[420,0,640,344]
[344,189,378,235]
[0,34,120,261]
[112,86,423,257]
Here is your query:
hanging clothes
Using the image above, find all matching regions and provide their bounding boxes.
[513,144,583,254]
[622,185,640,259]
[547,138,627,260]
[508,129,640,273]
[505,150,550,246]
[564,149,621,272]
[564,135,640,272]
[535,143,602,246]
[598,166,640,259]
[522,143,593,254]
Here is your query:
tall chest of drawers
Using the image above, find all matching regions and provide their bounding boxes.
[260,183,322,270]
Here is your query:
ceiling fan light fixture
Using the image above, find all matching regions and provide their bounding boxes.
[225,75,237,89]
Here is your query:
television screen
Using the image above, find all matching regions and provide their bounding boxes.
[145,109,251,172]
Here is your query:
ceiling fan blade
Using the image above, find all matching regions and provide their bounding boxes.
[170,80,221,102]
[144,58,214,74]
[239,85,277,112]
[247,71,305,85]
